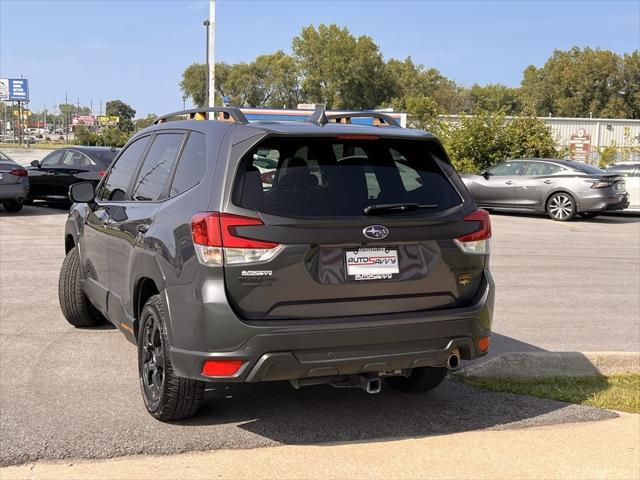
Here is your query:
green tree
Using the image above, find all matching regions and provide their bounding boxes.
[105,99,136,132]
[180,63,207,107]
[520,47,638,118]
[468,83,520,114]
[385,57,468,115]
[135,113,158,131]
[292,24,390,109]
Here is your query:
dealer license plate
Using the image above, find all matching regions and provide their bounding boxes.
[345,247,399,281]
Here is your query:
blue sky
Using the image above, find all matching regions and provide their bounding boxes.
[1,0,638,116]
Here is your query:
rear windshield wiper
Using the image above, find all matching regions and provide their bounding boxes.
[363,203,438,215]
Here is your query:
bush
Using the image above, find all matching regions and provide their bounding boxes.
[435,111,559,173]
[74,127,130,148]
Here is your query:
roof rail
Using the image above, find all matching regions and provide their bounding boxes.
[326,111,401,127]
[153,107,248,125]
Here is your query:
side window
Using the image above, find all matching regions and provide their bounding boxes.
[523,163,562,176]
[60,151,95,168]
[131,133,184,201]
[99,137,149,201]
[251,148,280,190]
[169,132,206,197]
[40,150,65,167]
[391,149,421,192]
[487,162,523,176]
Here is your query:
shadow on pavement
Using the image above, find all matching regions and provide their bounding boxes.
[177,334,615,444]
[0,204,69,216]
[488,210,639,223]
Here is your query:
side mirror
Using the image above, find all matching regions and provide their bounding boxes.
[482,170,491,179]
[30,160,40,168]
[69,181,96,204]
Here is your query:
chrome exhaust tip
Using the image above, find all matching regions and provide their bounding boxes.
[447,350,460,369]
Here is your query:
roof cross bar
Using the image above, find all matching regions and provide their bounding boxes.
[325,112,401,127]
[153,107,248,125]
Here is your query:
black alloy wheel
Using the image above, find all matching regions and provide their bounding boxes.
[139,312,166,412]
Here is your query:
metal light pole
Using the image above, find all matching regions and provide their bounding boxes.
[208,0,216,115]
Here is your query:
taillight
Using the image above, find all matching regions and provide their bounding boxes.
[589,180,610,189]
[99,170,106,177]
[9,168,28,177]
[190,212,283,266]
[454,209,492,255]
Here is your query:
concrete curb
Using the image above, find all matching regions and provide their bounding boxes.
[458,352,640,378]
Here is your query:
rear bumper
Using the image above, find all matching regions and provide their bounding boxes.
[578,191,629,212]
[169,271,495,383]
[0,183,29,202]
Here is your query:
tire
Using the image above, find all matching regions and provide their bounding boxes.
[2,201,23,212]
[547,192,576,221]
[58,247,105,327]
[138,295,205,421]
[579,212,600,219]
[385,366,448,393]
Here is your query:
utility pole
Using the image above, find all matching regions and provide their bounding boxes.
[65,92,69,143]
[207,0,216,116]
[204,19,210,108]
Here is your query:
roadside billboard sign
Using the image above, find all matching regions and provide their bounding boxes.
[72,115,96,126]
[97,115,119,127]
[0,78,29,101]
[0,79,8,100]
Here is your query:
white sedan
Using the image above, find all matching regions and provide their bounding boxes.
[605,162,640,213]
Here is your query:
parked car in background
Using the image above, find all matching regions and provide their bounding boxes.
[605,162,639,213]
[27,147,118,204]
[0,151,29,212]
[461,159,629,221]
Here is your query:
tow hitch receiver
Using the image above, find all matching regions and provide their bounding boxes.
[290,373,389,394]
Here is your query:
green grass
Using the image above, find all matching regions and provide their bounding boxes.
[456,374,640,413]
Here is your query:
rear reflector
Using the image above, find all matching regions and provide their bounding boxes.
[191,212,283,266]
[477,336,491,352]
[9,168,28,177]
[454,209,492,255]
[201,359,245,377]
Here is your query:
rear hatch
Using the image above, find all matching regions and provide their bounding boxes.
[213,135,490,320]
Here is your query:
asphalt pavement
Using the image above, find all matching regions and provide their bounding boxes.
[0,205,638,466]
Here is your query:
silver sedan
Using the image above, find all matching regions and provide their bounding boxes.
[461,159,629,221]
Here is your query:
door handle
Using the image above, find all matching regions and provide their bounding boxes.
[505,180,514,185]
[136,223,150,234]
[544,180,553,184]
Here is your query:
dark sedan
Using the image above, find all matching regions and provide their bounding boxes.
[461,158,629,221]
[0,151,29,212]
[27,147,118,204]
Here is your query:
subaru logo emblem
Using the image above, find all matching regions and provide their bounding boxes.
[363,225,389,240]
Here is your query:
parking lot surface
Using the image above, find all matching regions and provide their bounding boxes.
[0,206,638,466]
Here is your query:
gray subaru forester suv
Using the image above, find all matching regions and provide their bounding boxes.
[59,107,494,421]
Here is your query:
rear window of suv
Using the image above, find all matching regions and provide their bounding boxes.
[234,137,461,217]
